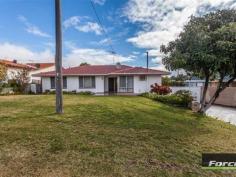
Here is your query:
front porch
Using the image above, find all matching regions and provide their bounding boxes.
[104,76,134,94]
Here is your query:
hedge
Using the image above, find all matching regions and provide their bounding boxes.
[141,92,193,108]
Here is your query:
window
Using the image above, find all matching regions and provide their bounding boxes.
[50,77,67,89]
[50,77,55,89]
[120,76,126,88]
[119,76,133,92]
[139,75,146,81]
[63,77,67,89]
[79,76,95,88]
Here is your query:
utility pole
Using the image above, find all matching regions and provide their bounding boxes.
[55,0,63,114]
[146,51,149,71]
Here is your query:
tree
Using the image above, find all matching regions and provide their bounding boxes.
[12,69,30,93]
[80,62,90,66]
[162,75,188,86]
[0,64,7,82]
[160,10,236,113]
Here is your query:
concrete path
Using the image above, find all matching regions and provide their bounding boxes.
[206,105,236,126]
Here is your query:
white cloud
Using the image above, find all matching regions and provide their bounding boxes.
[148,49,165,57]
[151,65,167,71]
[18,15,51,38]
[64,48,133,67]
[90,38,114,46]
[63,16,81,28]
[151,57,162,64]
[0,42,133,67]
[98,38,113,45]
[0,42,54,63]
[123,0,236,63]
[75,22,103,35]
[63,16,103,35]
[92,0,106,5]
[132,51,140,55]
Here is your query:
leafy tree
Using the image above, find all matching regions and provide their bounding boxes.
[80,62,90,66]
[0,64,7,82]
[12,69,30,93]
[161,10,236,113]
[162,76,171,86]
[162,75,189,86]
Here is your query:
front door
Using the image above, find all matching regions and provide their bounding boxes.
[108,77,117,93]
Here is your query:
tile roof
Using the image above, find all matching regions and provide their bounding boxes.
[27,63,54,69]
[110,67,170,75]
[33,64,170,77]
[0,59,35,70]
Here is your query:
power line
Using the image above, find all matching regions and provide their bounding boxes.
[89,0,117,63]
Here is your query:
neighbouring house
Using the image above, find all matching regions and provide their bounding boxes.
[0,59,35,83]
[27,63,55,83]
[184,80,205,87]
[34,63,169,95]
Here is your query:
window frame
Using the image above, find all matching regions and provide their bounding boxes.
[119,76,133,92]
[79,76,96,89]
[63,76,67,89]
[139,75,146,81]
[50,77,55,89]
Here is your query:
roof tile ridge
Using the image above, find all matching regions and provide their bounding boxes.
[111,67,135,73]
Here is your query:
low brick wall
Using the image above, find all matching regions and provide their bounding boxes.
[206,87,236,107]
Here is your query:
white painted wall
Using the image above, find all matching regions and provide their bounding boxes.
[42,76,105,94]
[170,86,202,102]
[6,67,23,80]
[42,75,162,94]
[42,77,51,92]
[133,75,162,94]
[29,66,55,83]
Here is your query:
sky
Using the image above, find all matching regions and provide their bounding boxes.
[0,0,235,70]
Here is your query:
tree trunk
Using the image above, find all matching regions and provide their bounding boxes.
[200,86,222,113]
[200,76,236,113]
[199,74,210,112]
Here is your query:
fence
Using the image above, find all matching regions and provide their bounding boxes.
[171,86,236,107]
[206,87,236,107]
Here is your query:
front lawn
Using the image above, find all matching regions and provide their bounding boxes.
[0,95,236,177]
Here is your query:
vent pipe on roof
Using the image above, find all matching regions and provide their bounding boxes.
[13,60,17,63]
[146,51,149,71]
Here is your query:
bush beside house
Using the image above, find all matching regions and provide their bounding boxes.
[142,84,193,108]
[150,83,172,95]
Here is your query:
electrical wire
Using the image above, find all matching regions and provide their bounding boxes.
[89,0,117,63]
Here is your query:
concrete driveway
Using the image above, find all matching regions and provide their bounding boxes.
[206,105,236,126]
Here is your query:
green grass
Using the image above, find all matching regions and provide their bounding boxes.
[0,95,236,177]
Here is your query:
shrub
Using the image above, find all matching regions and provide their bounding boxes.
[50,90,56,94]
[174,90,193,107]
[150,83,172,95]
[77,91,94,95]
[63,90,77,94]
[175,90,192,98]
[44,90,55,94]
[142,91,193,108]
[154,95,190,107]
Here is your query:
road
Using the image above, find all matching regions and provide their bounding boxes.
[206,105,236,126]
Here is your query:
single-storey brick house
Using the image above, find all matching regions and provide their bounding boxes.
[34,64,169,95]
